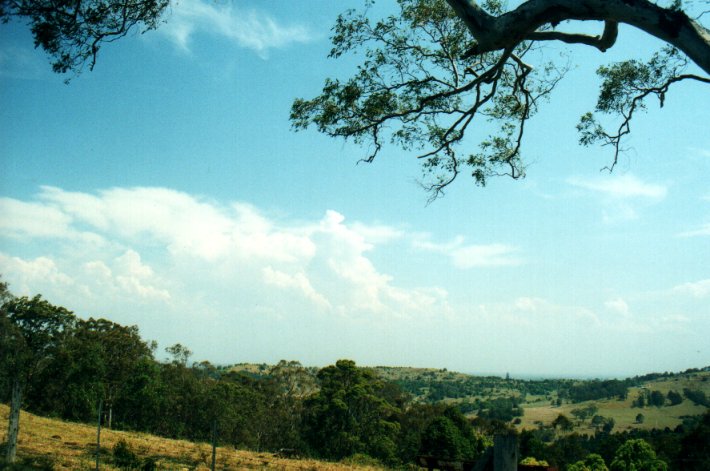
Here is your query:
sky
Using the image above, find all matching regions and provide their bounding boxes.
[1,0,708,377]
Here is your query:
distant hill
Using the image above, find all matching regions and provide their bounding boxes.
[228,363,710,434]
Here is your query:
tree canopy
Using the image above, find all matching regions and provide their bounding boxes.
[0,0,168,73]
[291,0,710,198]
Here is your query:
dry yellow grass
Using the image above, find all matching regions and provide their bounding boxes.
[0,404,386,470]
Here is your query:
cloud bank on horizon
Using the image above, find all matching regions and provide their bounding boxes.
[1,184,707,375]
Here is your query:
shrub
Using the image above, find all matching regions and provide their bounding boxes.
[113,439,141,469]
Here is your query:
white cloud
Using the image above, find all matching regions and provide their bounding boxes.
[262,266,331,310]
[351,222,404,245]
[0,254,75,294]
[159,0,313,57]
[567,174,667,199]
[0,187,449,321]
[671,279,710,298]
[413,235,522,268]
[605,298,630,317]
[0,197,74,239]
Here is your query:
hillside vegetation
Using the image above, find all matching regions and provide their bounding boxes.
[229,364,710,435]
[2,291,708,470]
[0,404,384,470]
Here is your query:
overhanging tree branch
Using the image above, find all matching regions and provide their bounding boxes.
[526,20,619,52]
[446,0,710,75]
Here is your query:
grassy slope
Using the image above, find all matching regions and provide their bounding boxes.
[0,404,384,471]
[520,372,710,433]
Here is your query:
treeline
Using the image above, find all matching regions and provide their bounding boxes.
[519,413,710,470]
[1,288,709,470]
[562,379,631,403]
[0,292,492,466]
[393,374,573,403]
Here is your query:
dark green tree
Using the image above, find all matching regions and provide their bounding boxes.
[419,407,489,461]
[31,318,156,427]
[0,0,169,74]
[683,388,709,407]
[677,411,710,471]
[648,390,665,408]
[610,439,667,471]
[1,295,75,463]
[666,390,683,406]
[552,413,574,432]
[303,360,401,464]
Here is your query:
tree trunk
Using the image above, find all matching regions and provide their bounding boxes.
[5,379,22,464]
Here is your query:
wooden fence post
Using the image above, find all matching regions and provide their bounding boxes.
[95,398,103,471]
[493,434,518,471]
[211,420,217,471]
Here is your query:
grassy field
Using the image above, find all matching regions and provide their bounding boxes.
[519,372,710,433]
[0,404,385,471]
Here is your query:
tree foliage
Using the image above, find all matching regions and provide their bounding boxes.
[291,0,709,198]
[292,0,566,199]
[610,439,667,471]
[419,407,489,461]
[0,0,169,74]
[568,453,609,471]
[302,359,401,464]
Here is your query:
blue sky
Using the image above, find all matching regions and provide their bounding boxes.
[1,0,708,377]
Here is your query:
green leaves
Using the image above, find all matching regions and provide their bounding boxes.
[610,439,667,471]
[3,0,170,75]
[292,0,561,198]
[303,360,402,464]
[576,46,707,169]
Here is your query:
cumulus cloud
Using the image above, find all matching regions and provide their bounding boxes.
[413,235,522,268]
[158,0,313,57]
[0,187,449,322]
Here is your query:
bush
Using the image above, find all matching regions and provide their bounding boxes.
[113,439,141,469]
[343,453,383,467]
[683,389,709,407]
[520,456,549,466]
